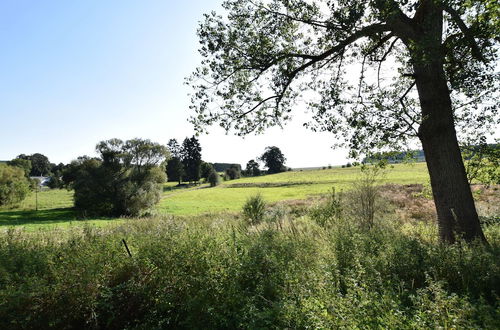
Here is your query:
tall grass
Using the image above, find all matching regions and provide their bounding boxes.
[0,210,498,329]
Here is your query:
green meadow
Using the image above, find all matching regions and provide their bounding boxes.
[160,162,429,215]
[0,163,429,229]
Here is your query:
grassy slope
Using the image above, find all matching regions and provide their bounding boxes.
[0,163,429,229]
[159,162,429,215]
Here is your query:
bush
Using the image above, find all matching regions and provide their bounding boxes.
[242,193,266,225]
[0,164,30,206]
[309,188,343,227]
[73,139,168,217]
[47,175,63,189]
[208,169,220,187]
[225,164,241,180]
[349,165,385,228]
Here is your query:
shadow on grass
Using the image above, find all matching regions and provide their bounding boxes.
[163,183,195,192]
[0,208,114,227]
[163,183,207,192]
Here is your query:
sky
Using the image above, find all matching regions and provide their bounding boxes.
[0,0,351,167]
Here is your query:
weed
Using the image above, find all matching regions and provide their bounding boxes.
[242,193,266,225]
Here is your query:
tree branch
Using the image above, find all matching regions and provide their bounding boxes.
[440,3,486,63]
[233,23,392,120]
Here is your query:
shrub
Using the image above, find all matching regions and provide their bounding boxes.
[309,187,343,227]
[349,165,385,228]
[225,167,241,180]
[208,169,220,187]
[242,193,266,225]
[0,164,30,206]
[224,164,241,180]
[73,139,168,217]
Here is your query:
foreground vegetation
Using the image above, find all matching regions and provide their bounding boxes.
[0,209,498,329]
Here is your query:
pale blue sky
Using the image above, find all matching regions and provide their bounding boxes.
[0,0,349,167]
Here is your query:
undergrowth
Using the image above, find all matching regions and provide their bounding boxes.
[0,210,499,329]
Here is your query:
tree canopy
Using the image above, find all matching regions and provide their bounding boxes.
[181,136,203,183]
[17,153,52,176]
[0,164,30,206]
[188,0,499,243]
[260,146,287,174]
[72,139,168,217]
[246,159,261,176]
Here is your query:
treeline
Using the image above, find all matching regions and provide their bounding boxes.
[165,141,288,184]
[1,137,290,217]
[364,144,500,164]
[363,150,426,164]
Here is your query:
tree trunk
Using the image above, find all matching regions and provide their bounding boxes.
[415,69,486,243]
[413,59,486,243]
[410,1,486,243]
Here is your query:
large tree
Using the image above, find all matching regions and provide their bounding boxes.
[260,146,287,174]
[188,0,499,243]
[181,136,203,183]
[17,153,51,176]
[166,138,185,184]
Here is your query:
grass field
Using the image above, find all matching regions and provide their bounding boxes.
[159,162,429,215]
[0,189,120,230]
[0,163,429,229]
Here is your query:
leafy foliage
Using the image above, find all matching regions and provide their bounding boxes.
[208,168,221,187]
[463,141,500,185]
[245,159,261,176]
[260,146,287,174]
[200,161,215,181]
[225,164,242,180]
[7,158,32,177]
[188,0,499,243]
[181,136,202,183]
[72,139,168,217]
[243,193,267,225]
[188,0,498,153]
[0,164,30,206]
[309,187,343,227]
[0,212,498,328]
[17,153,52,176]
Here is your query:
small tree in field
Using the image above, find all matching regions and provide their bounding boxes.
[225,164,241,180]
[72,139,169,217]
[259,146,286,174]
[208,169,220,187]
[350,165,385,229]
[200,161,215,181]
[245,159,261,176]
[0,164,30,206]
